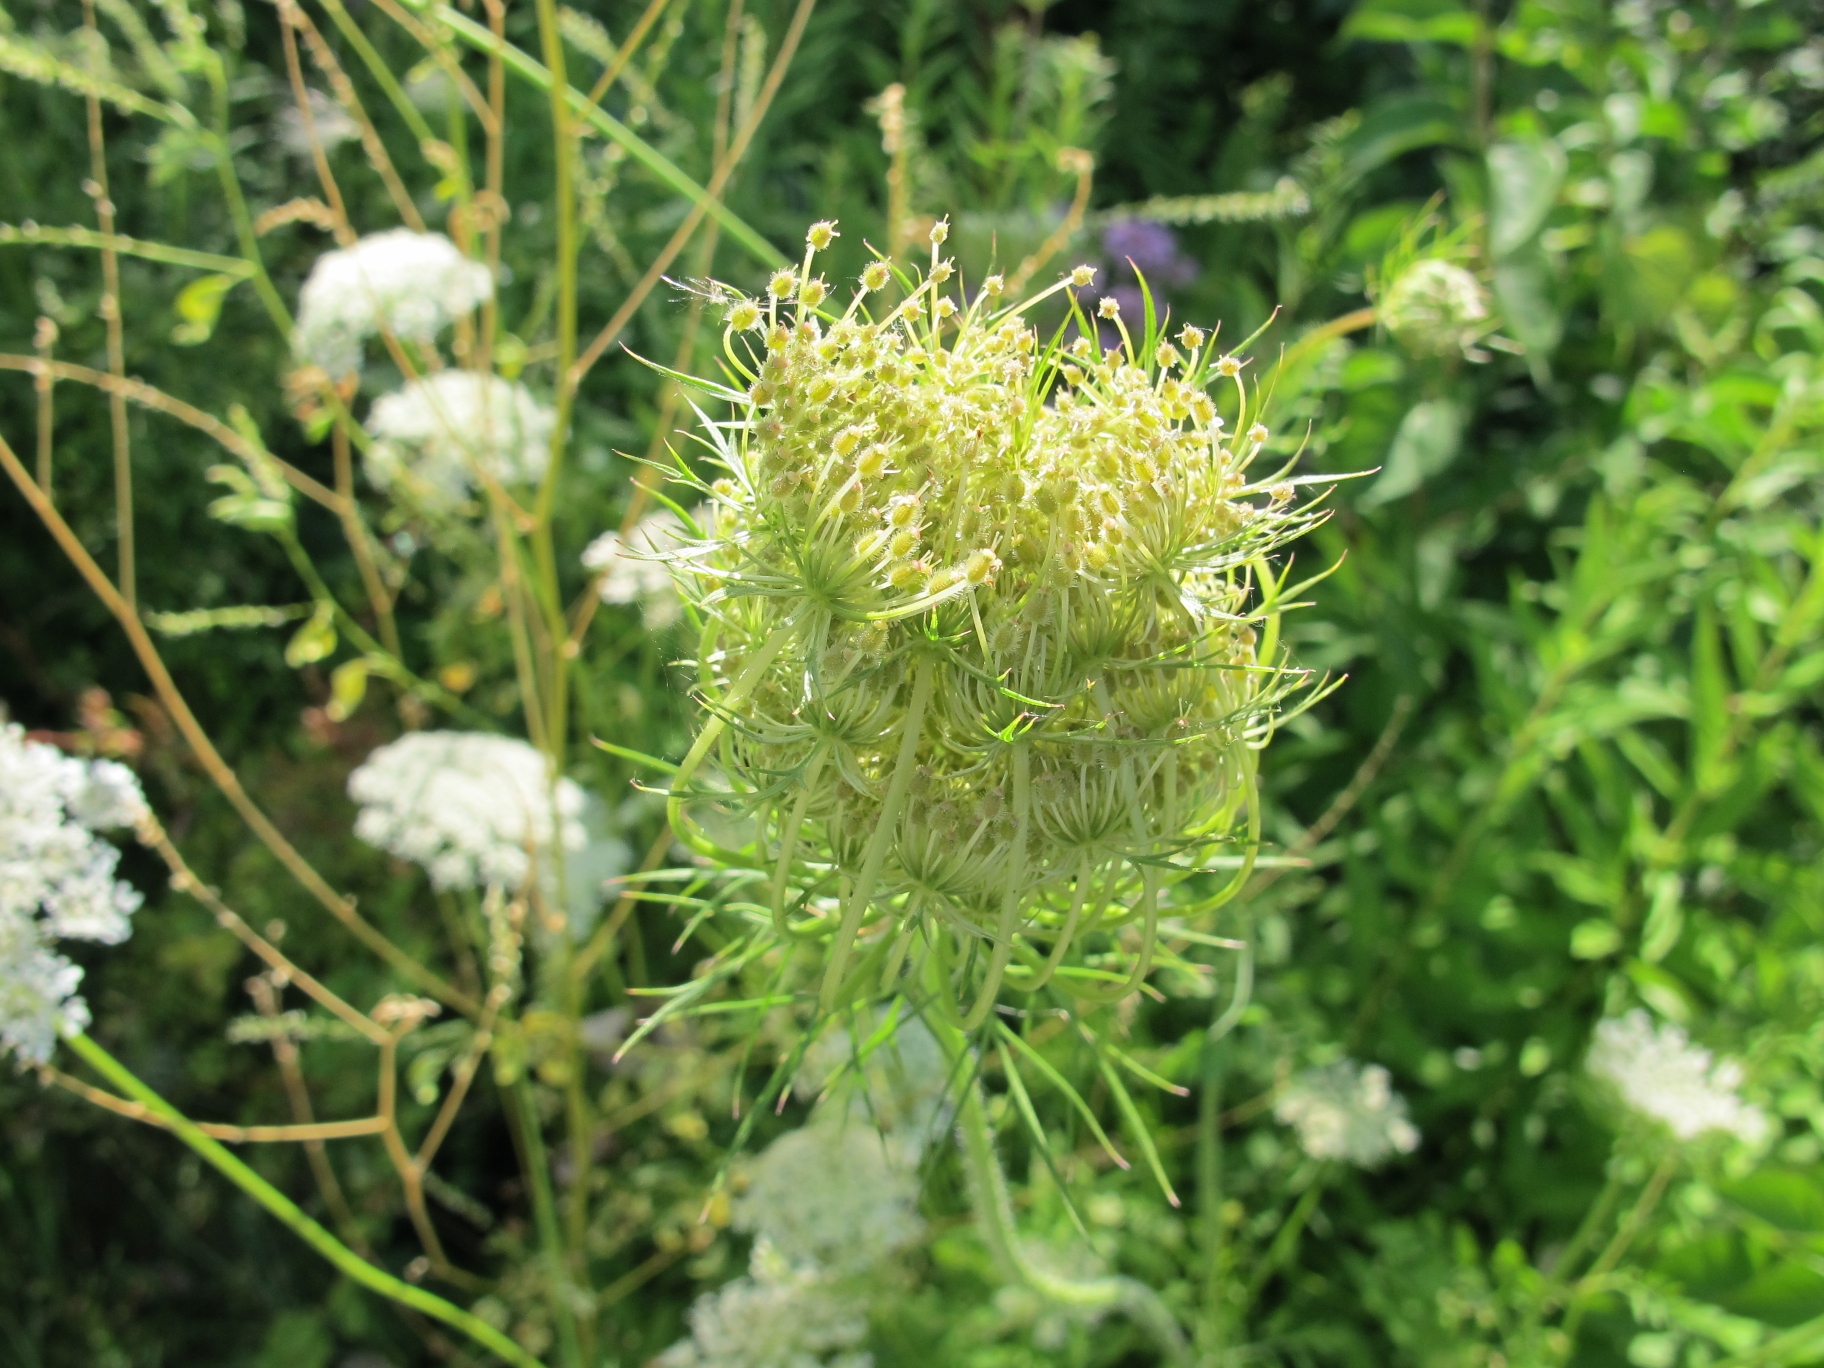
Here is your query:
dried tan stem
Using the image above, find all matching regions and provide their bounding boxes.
[0,355,342,512]
[278,5,355,246]
[569,0,819,386]
[82,0,134,609]
[0,430,474,1013]
[46,1068,386,1142]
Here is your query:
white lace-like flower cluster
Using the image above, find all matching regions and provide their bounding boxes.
[1275,1060,1421,1167]
[581,508,699,630]
[656,1242,873,1368]
[294,230,493,376]
[366,372,555,510]
[661,1013,946,1368]
[1588,1010,1769,1143]
[347,732,586,892]
[0,724,147,1063]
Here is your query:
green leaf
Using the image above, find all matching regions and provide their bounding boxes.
[170,272,241,345]
[1639,873,1685,964]
[284,604,338,668]
[1341,0,1482,46]
[1487,138,1566,258]
[325,658,369,722]
[1362,398,1464,506]
[1493,246,1563,368]
[1725,1171,1824,1236]
[1569,919,1622,959]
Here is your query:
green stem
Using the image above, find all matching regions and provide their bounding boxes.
[502,1078,584,1368]
[821,656,934,1012]
[64,1033,545,1368]
[936,1019,1188,1363]
[1246,1167,1327,1303]
[1197,1030,1229,1362]
[206,59,291,334]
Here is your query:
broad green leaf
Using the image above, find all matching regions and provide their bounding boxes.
[326,659,369,722]
[1487,138,1566,257]
[1362,398,1464,506]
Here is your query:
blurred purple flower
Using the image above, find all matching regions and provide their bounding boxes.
[1103,220,1197,289]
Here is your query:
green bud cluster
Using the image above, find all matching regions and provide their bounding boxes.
[660,220,1324,1025]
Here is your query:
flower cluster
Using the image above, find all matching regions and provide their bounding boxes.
[365,371,555,512]
[0,724,147,1064]
[581,508,695,629]
[1274,1060,1421,1167]
[293,230,493,376]
[655,1242,873,1368]
[1378,258,1491,359]
[347,732,586,892]
[660,1013,946,1368]
[1587,1010,1769,1143]
[664,219,1317,1017]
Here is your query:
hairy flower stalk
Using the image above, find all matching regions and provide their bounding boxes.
[657,220,1323,1024]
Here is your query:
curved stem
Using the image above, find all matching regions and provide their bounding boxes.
[961,738,1029,1029]
[821,656,933,1011]
[771,745,828,938]
[933,1013,1188,1364]
[64,1033,545,1368]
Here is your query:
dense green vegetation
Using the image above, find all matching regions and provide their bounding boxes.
[1,0,1821,1365]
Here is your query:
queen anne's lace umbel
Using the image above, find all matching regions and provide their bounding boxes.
[1587,1010,1769,1143]
[0,724,147,1063]
[366,371,555,509]
[293,230,493,376]
[664,220,1319,1016]
[582,508,693,629]
[1274,1060,1421,1167]
[347,732,586,892]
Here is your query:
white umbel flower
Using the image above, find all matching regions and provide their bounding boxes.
[1587,1010,1769,1143]
[293,230,493,376]
[0,724,147,1063]
[656,1241,872,1368]
[582,509,695,629]
[347,732,586,892]
[1275,1060,1421,1167]
[734,1118,924,1275]
[366,372,555,510]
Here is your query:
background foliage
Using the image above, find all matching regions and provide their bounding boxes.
[1,0,1821,1365]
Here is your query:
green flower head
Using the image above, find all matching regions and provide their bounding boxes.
[657,222,1327,1026]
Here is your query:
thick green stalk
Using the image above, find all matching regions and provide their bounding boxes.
[65,1033,545,1368]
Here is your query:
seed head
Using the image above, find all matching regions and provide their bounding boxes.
[1215,354,1242,378]
[1178,324,1206,350]
[798,277,828,309]
[1097,297,1120,320]
[982,274,1005,297]
[1069,264,1097,288]
[727,298,762,331]
[806,220,839,251]
[928,219,949,246]
[652,220,1325,1023]
[768,269,798,300]
[860,260,892,292]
